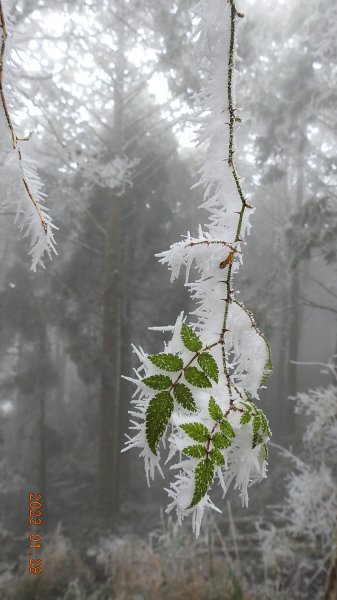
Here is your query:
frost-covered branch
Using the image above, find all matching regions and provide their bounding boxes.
[124,0,272,536]
[0,0,57,270]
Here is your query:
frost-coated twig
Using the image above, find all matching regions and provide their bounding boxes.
[124,0,273,537]
[290,360,337,381]
[0,0,57,269]
[220,1,255,402]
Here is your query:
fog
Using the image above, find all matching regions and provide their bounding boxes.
[0,1,336,599]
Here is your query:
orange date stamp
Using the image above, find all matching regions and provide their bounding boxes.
[28,493,42,575]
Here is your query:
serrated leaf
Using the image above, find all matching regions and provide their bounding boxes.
[212,432,231,449]
[259,410,271,436]
[180,422,209,442]
[209,448,225,466]
[145,391,174,455]
[183,444,206,459]
[143,375,172,390]
[184,366,211,388]
[261,336,273,386]
[240,412,251,425]
[261,358,273,386]
[220,420,235,438]
[253,416,261,434]
[148,353,183,372]
[197,352,219,383]
[189,459,214,508]
[252,432,263,449]
[181,323,202,352]
[208,396,223,421]
[173,383,197,412]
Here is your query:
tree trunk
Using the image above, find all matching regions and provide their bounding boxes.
[37,329,48,532]
[287,136,306,400]
[98,13,126,522]
[277,290,289,431]
[118,228,132,497]
[288,265,300,398]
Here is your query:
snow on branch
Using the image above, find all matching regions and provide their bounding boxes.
[0,0,57,270]
[124,0,272,536]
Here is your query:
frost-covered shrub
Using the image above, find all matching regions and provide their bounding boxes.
[124,0,272,536]
[258,365,337,598]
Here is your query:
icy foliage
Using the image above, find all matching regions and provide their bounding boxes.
[92,156,138,193]
[124,0,272,536]
[0,0,57,269]
[294,384,337,453]
[259,372,337,594]
[285,463,337,544]
[70,151,139,195]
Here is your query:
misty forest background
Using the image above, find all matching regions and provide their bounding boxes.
[0,0,337,599]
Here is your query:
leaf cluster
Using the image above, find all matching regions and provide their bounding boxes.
[179,396,236,507]
[144,324,219,454]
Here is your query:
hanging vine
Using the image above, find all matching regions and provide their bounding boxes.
[124,0,272,536]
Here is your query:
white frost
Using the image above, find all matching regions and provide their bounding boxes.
[124,0,271,535]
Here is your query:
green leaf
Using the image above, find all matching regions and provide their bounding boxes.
[253,416,261,434]
[261,358,273,386]
[220,420,235,438]
[197,352,219,383]
[190,459,214,508]
[209,448,225,466]
[148,353,183,372]
[252,432,263,449]
[184,366,211,388]
[240,412,251,425]
[181,323,202,352]
[143,375,172,390]
[212,432,231,449]
[261,336,273,386]
[259,410,271,436]
[146,391,174,455]
[173,383,197,412]
[208,396,223,421]
[183,444,206,459]
[180,422,209,442]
